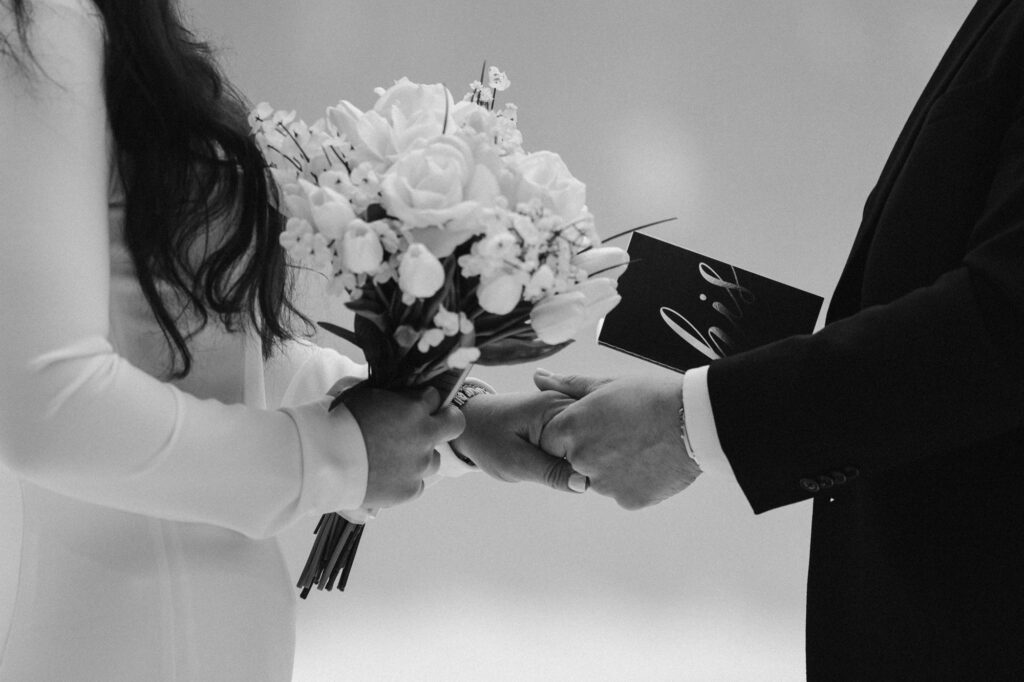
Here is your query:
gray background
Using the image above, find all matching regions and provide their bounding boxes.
[0,1,971,679]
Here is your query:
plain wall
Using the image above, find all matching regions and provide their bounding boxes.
[0,1,972,680]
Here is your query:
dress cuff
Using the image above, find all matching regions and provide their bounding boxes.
[682,365,733,476]
[280,398,368,513]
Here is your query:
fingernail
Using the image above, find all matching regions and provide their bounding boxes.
[568,473,589,493]
[535,368,553,378]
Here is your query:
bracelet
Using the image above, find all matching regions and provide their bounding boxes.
[451,379,494,408]
[449,379,496,466]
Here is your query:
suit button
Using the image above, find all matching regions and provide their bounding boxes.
[830,470,847,485]
[843,466,861,480]
[817,475,834,489]
[799,478,820,493]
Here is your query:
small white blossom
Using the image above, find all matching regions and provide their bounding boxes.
[417,328,446,353]
[447,346,480,369]
[488,66,511,92]
[433,307,462,336]
[523,264,556,300]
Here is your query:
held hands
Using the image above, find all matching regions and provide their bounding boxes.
[340,371,701,511]
[534,370,702,510]
[451,391,590,493]
[340,386,465,509]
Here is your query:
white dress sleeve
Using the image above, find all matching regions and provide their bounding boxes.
[0,0,367,539]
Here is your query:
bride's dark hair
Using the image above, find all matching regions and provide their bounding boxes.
[2,0,310,378]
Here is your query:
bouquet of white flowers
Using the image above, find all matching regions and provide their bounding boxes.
[251,66,635,596]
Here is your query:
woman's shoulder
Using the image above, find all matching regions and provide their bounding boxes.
[1,0,104,94]
[2,0,104,62]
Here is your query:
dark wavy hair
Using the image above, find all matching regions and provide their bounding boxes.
[2,0,309,378]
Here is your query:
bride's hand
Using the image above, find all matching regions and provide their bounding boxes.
[451,391,589,493]
[341,386,465,508]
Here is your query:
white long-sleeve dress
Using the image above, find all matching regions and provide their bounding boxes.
[0,1,372,679]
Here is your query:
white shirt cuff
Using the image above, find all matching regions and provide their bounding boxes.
[682,365,733,477]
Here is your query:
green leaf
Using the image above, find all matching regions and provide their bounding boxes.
[477,338,574,366]
[354,314,393,377]
[586,217,677,250]
[345,293,390,333]
[317,321,362,348]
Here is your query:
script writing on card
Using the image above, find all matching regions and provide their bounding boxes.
[598,233,824,373]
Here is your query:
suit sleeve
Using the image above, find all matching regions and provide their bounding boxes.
[707,81,1024,514]
[0,1,367,537]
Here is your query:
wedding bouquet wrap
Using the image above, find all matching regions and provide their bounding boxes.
[251,67,629,596]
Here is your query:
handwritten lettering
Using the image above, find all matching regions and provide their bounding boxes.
[660,262,756,359]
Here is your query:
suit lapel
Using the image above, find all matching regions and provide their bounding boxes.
[827,0,1011,322]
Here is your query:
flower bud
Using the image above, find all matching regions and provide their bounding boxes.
[572,246,629,280]
[530,291,587,344]
[340,220,385,274]
[477,273,524,315]
[398,243,446,298]
[308,186,357,240]
[575,277,621,321]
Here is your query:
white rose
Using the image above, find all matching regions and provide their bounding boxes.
[327,101,394,167]
[512,151,587,222]
[398,243,446,298]
[340,220,385,274]
[374,78,453,151]
[374,78,450,126]
[381,137,499,256]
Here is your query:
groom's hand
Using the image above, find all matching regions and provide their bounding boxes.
[534,370,701,510]
[451,391,589,493]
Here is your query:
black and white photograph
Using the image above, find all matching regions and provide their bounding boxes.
[1,1,1021,679]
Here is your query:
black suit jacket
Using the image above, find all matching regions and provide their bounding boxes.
[707,1,1024,678]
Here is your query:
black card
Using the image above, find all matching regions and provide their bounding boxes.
[598,233,824,372]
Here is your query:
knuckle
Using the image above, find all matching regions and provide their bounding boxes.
[399,480,424,503]
[551,410,580,438]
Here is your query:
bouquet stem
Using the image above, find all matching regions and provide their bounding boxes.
[296,366,469,597]
[297,513,364,597]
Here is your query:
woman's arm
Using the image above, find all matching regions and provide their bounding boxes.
[0,2,372,538]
